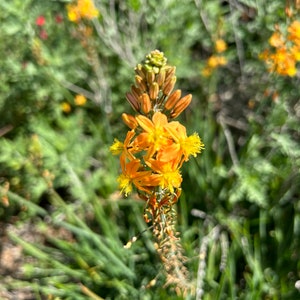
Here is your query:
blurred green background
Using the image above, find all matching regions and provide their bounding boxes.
[0,0,299,299]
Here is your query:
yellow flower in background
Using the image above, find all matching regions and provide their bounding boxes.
[207,55,227,68]
[61,102,71,113]
[202,38,228,77]
[215,39,227,53]
[74,94,87,106]
[67,0,99,23]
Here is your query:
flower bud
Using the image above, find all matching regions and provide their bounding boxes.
[140,93,151,114]
[146,70,155,84]
[164,89,181,110]
[149,82,159,100]
[134,64,146,79]
[170,94,192,118]
[135,75,147,92]
[122,113,138,129]
[156,68,166,87]
[165,66,176,82]
[163,76,176,96]
[126,92,140,112]
[131,85,142,99]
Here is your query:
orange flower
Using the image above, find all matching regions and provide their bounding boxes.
[135,112,171,159]
[110,130,136,161]
[159,121,204,165]
[67,0,99,23]
[215,39,227,53]
[118,157,154,196]
[61,102,71,113]
[146,158,182,193]
[288,20,300,46]
[291,45,300,61]
[269,31,284,48]
[74,94,87,106]
[270,47,297,76]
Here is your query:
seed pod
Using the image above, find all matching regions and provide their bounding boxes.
[170,94,192,118]
[163,76,176,96]
[164,89,181,110]
[126,92,140,112]
[149,82,159,100]
[122,113,138,129]
[135,75,147,92]
[140,93,151,114]
[156,68,166,87]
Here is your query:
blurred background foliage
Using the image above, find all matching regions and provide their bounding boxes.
[0,0,299,299]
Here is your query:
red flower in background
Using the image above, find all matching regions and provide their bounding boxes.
[36,15,46,26]
[39,29,48,40]
[55,14,63,23]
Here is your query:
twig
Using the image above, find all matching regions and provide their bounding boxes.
[194,0,211,33]
[228,0,245,78]
[195,226,220,300]
[218,114,239,166]
[0,125,13,137]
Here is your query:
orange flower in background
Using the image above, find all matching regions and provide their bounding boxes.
[202,39,228,77]
[261,20,300,77]
[61,102,71,113]
[74,94,87,106]
[269,31,284,48]
[67,0,99,23]
[215,39,227,53]
[288,20,300,46]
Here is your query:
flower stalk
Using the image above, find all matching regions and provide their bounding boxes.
[110,50,204,295]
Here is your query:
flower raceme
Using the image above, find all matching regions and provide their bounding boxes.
[110,50,204,199]
[112,51,203,293]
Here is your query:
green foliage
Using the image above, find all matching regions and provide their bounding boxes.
[0,0,300,299]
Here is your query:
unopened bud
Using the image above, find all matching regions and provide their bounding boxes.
[134,64,146,79]
[140,93,151,114]
[163,76,176,96]
[156,69,166,86]
[170,94,192,118]
[131,85,142,99]
[164,89,181,110]
[165,66,176,82]
[122,113,138,129]
[126,92,140,112]
[149,82,159,100]
[146,70,155,84]
[135,75,147,92]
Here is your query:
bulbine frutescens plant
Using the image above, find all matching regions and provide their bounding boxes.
[110,50,204,295]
